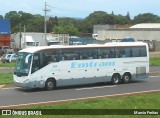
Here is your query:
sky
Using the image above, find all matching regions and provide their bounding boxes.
[1,0,160,19]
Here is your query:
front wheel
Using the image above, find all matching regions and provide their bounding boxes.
[111,74,121,85]
[45,79,56,91]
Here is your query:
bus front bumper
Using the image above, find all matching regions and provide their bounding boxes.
[13,80,45,89]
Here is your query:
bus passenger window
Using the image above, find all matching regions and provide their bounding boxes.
[98,56,102,59]
[53,57,57,62]
[124,47,132,57]
[60,49,79,61]
[115,48,126,58]
[82,54,87,59]
[87,53,93,59]
[32,54,40,73]
[61,57,65,61]
[98,48,115,58]
[80,55,82,59]
[79,48,97,60]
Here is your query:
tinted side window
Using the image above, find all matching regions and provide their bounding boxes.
[132,46,147,57]
[32,54,40,73]
[115,47,132,58]
[139,46,147,57]
[40,50,59,67]
[98,48,115,58]
[59,49,79,61]
[79,48,97,59]
[124,47,132,57]
[115,48,126,58]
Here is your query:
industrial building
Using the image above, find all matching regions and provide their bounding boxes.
[11,32,69,50]
[94,24,160,51]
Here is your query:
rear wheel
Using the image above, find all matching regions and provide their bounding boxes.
[111,74,121,85]
[45,79,56,91]
[122,73,131,84]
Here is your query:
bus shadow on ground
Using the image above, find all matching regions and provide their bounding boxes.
[15,80,147,93]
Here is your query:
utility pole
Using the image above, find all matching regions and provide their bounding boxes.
[43,2,50,41]
[19,23,22,50]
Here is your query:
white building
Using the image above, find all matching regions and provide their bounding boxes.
[95,23,160,51]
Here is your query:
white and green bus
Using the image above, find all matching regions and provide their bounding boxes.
[13,42,149,90]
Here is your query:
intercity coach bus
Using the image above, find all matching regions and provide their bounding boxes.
[13,42,149,90]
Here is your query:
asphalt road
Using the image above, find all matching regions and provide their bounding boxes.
[0,74,160,108]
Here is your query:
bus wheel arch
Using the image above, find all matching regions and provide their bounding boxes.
[122,72,131,84]
[45,78,56,91]
[111,73,121,85]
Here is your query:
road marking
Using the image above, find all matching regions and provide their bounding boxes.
[1,89,160,109]
[149,71,160,74]
[149,76,160,78]
[76,85,117,90]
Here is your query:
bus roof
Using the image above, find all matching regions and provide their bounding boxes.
[19,42,148,53]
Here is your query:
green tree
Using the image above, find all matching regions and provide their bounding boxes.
[19,12,34,26]
[5,11,20,33]
[47,16,59,33]
[4,11,47,33]
[86,11,115,25]
[126,12,131,20]
[79,19,93,33]
[133,13,159,24]
[115,14,131,24]
[53,24,79,35]
[26,15,44,32]
[0,15,3,19]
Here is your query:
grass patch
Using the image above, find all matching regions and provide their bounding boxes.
[26,93,160,109]
[0,73,13,84]
[0,62,15,68]
[150,57,160,66]
[2,93,160,118]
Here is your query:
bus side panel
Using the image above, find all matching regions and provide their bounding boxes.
[29,63,60,88]
[123,57,149,80]
[56,60,115,86]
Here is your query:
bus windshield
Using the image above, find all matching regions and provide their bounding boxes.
[14,52,32,77]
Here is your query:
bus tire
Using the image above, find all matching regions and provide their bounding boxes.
[122,73,131,84]
[111,74,121,85]
[45,78,56,91]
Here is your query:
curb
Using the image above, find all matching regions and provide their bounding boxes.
[0,84,14,89]
[0,85,6,88]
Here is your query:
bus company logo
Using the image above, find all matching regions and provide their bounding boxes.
[2,110,12,115]
[71,61,115,69]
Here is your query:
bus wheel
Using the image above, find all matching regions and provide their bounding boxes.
[111,74,120,85]
[122,73,131,84]
[45,79,56,91]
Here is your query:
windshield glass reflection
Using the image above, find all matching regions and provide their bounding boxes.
[14,52,32,77]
